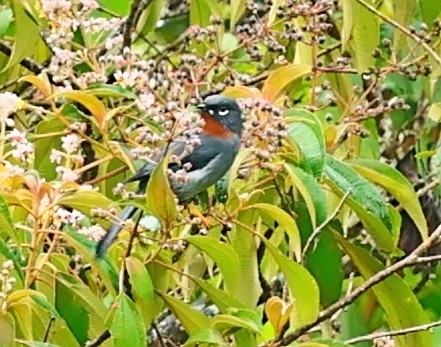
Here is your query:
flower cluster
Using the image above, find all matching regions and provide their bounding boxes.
[50,133,84,182]
[0,260,16,313]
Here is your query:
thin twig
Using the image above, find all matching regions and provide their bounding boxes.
[302,190,351,258]
[278,223,441,345]
[345,320,441,344]
[86,330,111,347]
[357,0,441,65]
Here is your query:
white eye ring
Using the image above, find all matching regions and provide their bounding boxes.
[208,109,214,115]
[218,108,230,116]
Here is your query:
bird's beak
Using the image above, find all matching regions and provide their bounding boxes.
[196,103,207,111]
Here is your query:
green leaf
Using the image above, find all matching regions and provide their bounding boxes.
[108,294,146,347]
[324,155,395,252]
[97,0,130,16]
[352,1,379,72]
[33,119,64,181]
[286,109,326,178]
[158,292,211,334]
[87,84,138,99]
[393,0,414,50]
[420,0,441,27]
[139,0,167,34]
[125,256,156,325]
[341,0,354,47]
[59,190,114,220]
[349,159,428,241]
[126,257,154,303]
[146,158,178,224]
[1,2,39,72]
[190,0,222,27]
[245,203,301,261]
[16,342,61,347]
[192,278,247,311]
[211,311,262,334]
[230,0,247,29]
[298,340,351,347]
[335,233,432,347]
[186,235,240,294]
[0,8,13,38]
[260,237,320,328]
[261,64,312,102]
[0,313,14,347]
[284,164,327,227]
[183,328,227,346]
[49,91,106,124]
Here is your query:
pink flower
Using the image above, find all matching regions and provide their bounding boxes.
[55,167,79,182]
[136,93,155,111]
[61,134,81,153]
[78,225,107,241]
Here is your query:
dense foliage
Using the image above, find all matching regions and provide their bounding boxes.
[1,0,441,346]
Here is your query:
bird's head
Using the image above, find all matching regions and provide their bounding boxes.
[197,95,243,138]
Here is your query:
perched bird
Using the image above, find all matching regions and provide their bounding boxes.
[96,95,243,257]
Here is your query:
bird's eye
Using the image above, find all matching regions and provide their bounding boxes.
[218,107,230,116]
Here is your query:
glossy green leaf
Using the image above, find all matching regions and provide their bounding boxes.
[335,233,432,346]
[324,155,395,252]
[126,257,154,303]
[349,159,428,241]
[286,109,326,178]
[16,342,61,347]
[260,237,320,327]
[158,292,211,334]
[428,103,441,122]
[1,2,39,72]
[393,0,414,50]
[298,340,351,347]
[108,294,146,347]
[190,0,222,27]
[262,64,312,102]
[186,235,240,294]
[245,203,301,261]
[146,158,178,224]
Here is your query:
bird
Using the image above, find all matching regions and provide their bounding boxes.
[96,95,243,257]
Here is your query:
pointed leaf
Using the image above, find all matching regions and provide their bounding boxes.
[0,313,14,347]
[49,91,106,124]
[262,64,312,102]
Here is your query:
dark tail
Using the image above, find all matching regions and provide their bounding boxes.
[96,205,139,258]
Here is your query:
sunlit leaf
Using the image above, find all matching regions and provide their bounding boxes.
[230,0,247,29]
[0,313,14,347]
[262,64,312,102]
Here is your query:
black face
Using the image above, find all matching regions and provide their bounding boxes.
[197,95,243,136]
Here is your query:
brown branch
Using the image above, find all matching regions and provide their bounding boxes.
[0,40,45,75]
[345,320,441,344]
[122,0,155,49]
[278,223,441,345]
